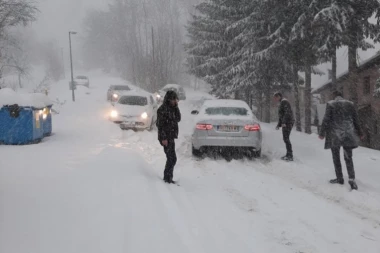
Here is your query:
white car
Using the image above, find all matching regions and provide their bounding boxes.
[191,99,262,158]
[74,76,90,87]
[109,92,158,131]
[107,84,132,101]
[155,84,186,103]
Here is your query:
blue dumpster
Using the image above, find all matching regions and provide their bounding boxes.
[42,105,53,136]
[0,105,44,145]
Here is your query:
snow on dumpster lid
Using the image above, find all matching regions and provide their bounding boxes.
[0,88,52,108]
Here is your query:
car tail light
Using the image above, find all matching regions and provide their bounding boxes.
[245,124,261,131]
[196,124,213,130]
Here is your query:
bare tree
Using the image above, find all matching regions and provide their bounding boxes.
[82,0,186,91]
[0,0,38,37]
[0,0,38,86]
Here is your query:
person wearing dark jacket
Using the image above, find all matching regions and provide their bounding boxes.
[274,92,295,161]
[156,90,181,184]
[319,91,363,190]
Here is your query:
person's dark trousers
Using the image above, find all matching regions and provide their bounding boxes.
[331,147,355,180]
[282,125,293,158]
[163,139,177,181]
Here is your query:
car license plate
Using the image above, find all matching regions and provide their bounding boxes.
[217,125,239,132]
[121,122,135,127]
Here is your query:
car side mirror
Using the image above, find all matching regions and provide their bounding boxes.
[191,110,199,115]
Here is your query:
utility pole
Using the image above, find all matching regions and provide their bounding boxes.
[69,31,77,102]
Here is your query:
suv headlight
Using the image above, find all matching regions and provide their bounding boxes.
[113,93,118,98]
[141,112,148,119]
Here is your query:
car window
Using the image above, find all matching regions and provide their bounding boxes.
[205,107,248,116]
[113,85,130,91]
[118,96,147,106]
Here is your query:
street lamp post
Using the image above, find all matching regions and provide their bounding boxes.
[69,31,77,102]
[61,47,65,79]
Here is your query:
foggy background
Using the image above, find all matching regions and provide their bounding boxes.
[2,0,380,91]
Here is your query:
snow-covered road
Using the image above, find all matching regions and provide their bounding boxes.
[1,73,380,253]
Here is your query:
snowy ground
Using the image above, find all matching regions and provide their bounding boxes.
[1,72,380,253]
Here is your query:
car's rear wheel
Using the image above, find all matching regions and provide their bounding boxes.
[246,148,261,159]
[253,149,261,158]
[192,146,203,157]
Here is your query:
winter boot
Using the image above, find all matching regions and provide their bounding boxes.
[168,179,177,184]
[163,177,176,184]
[281,155,293,161]
[329,178,344,185]
[349,179,358,190]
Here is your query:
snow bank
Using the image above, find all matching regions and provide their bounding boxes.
[0,88,53,108]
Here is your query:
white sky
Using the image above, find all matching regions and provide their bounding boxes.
[32,0,107,46]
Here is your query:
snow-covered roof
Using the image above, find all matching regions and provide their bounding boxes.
[312,53,380,94]
[0,88,53,108]
[202,99,250,109]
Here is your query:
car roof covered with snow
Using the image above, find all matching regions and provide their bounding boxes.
[201,99,250,109]
[161,84,183,90]
[195,99,258,121]
[117,90,153,99]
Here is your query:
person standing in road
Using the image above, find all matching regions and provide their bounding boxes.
[319,91,363,190]
[156,90,181,184]
[274,92,295,161]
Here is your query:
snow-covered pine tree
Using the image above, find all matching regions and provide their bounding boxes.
[314,0,380,104]
[243,0,308,130]
[288,0,318,134]
[222,0,293,122]
[185,0,233,97]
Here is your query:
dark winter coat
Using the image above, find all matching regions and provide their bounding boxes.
[156,91,181,144]
[277,98,295,128]
[320,96,363,149]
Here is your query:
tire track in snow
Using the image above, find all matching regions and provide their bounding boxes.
[254,159,380,227]
[137,160,209,253]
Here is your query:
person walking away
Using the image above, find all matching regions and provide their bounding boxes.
[274,92,295,161]
[319,91,363,190]
[156,91,181,184]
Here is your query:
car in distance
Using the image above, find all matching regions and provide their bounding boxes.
[74,75,90,87]
[107,84,132,101]
[109,91,158,131]
[191,99,262,159]
[155,84,186,103]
